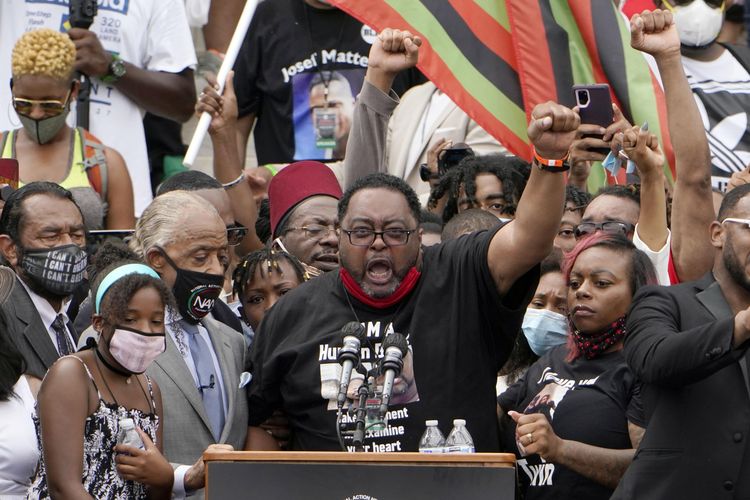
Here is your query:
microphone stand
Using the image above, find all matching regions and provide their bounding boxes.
[351,377,372,452]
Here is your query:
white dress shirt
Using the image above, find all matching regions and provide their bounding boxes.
[18,279,75,355]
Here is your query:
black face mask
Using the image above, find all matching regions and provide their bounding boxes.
[158,249,224,324]
[19,243,87,297]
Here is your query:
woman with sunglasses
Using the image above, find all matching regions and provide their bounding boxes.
[2,29,134,230]
[498,233,656,500]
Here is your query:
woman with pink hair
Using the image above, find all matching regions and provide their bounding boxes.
[498,232,657,500]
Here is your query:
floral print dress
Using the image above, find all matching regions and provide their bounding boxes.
[27,357,159,500]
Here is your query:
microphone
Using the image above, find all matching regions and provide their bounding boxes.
[337,322,366,409]
[378,333,408,420]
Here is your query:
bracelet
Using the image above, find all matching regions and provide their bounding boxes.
[263,164,279,177]
[222,173,245,189]
[533,148,570,172]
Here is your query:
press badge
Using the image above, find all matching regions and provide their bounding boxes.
[313,107,338,149]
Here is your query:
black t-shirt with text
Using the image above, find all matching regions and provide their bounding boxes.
[233,0,423,165]
[498,345,644,500]
[247,228,538,452]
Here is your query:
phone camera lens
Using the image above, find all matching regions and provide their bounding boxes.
[577,90,590,106]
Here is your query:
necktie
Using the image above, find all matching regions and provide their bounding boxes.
[52,314,73,356]
[181,320,225,441]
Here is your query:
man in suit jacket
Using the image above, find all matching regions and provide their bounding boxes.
[613,184,750,499]
[131,191,248,499]
[0,183,87,379]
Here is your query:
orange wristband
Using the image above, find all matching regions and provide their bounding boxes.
[533,148,569,167]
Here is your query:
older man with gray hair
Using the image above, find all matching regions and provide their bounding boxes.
[132,191,248,499]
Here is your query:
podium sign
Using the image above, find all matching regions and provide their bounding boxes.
[204,451,516,500]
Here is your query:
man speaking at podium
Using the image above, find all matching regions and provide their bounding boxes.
[245,28,578,452]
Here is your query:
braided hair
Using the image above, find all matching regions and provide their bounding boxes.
[427,155,530,223]
[233,248,307,301]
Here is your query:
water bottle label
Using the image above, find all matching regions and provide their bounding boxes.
[419,447,446,454]
[445,445,475,453]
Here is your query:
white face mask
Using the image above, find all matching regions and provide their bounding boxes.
[666,0,724,48]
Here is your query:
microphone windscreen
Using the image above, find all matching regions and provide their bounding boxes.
[341,321,366,342]
[382,332,408,356]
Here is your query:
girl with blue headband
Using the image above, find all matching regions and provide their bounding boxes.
[30,242,176,499]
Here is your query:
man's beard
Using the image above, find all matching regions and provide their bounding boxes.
[723,234,750,293]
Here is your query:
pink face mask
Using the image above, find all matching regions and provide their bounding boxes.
[109,327,166,374]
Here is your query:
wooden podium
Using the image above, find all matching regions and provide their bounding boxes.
[204,451,516,500]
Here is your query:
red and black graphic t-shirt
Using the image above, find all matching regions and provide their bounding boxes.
[233,0,423,165]
[247,227,538,452]
[498,345,644,500]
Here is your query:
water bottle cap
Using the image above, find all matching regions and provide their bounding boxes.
[119,418,135,428]
[453,419,466,426]
[425,420,438,426]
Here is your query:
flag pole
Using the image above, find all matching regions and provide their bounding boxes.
[183,0,259,168]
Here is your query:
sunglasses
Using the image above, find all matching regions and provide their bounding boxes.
[12,89,72,117]
[574,221,635,239]
[227,223,249,246]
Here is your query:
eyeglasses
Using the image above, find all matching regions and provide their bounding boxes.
[722,218,750,229]
[574,221,635,240]
[226,223,248,246]
[12,90,72,117]
[340,228,416,247]
[285,224,337,240]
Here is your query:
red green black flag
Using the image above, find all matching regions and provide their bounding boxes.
[330,0,675,186]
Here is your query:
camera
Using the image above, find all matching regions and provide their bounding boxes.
[438,143,474,174]
[69,0,98,30]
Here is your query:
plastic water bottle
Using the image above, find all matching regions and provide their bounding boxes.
[117,418,145,450]
[444,419,475,453]
[418,420,446,453]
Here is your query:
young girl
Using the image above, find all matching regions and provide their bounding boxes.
[233,248,306,332]
[29,244,175,499]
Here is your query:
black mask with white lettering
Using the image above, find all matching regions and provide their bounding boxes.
[19,243,87,297]
[158,249,224,324]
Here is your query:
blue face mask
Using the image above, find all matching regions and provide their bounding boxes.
[522,308,568,356]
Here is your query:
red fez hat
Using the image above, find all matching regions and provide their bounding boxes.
[269,161,343,237]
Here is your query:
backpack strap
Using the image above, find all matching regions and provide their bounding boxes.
[0,130,15,159]
[77,127,108,201]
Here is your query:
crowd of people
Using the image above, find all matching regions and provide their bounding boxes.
[0,1,749,499]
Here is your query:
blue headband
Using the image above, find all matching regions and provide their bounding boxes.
[95,263,161,313]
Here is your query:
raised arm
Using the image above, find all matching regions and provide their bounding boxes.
[630,10,714,281]
[197,72,264,255]
[488,102,578,295]
[620,125,669,251]
[343,29,421,189]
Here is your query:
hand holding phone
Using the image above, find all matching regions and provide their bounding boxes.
[573,84,614,156]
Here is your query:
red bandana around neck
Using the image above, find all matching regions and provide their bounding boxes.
[570,316,627,360]
[340,267,421,309]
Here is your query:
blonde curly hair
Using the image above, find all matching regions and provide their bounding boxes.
[11,29,76,81]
